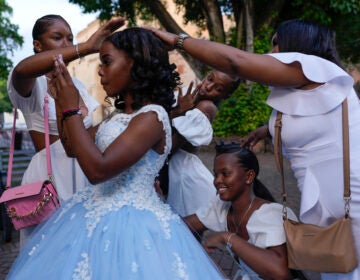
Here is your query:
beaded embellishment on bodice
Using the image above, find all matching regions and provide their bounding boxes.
[55,105,178,237]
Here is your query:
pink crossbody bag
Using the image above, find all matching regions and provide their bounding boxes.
[0,93,59,230]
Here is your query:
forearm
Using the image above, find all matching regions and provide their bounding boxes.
[13,43,92,79]
[61,114,103,181]
[224,233,291,280]
[181,38,308,87]
[56,103,76,157]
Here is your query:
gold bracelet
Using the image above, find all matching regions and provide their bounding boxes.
[75,44,83,64]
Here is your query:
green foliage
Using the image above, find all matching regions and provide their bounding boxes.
[213,83,271,137]
[0,0,24,80]
[253,24,274,54]
[0,79,12,113]
[283,0,360,62]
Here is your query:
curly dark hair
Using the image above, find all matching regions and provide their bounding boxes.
[276,19,343,68]
[215,141,275,202]
[105,27,179,113]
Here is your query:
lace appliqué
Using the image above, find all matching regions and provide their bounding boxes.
[73,253,92,280]
[56,105,178,239]
[172,253,189,280]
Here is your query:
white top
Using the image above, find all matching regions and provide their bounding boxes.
[172,87,213,146]
[7,73,99,134]
[197,198,297,248]
[266,53,360,225]
[197,198,297,279]
[266,53,360,279]
[172,108,213,146]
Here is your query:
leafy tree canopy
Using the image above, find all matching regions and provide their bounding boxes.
[0,0,23,113]
[0,0,23,80]
[70,0,360,64]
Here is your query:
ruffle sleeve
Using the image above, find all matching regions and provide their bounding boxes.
[196,197,231,232]
[172,108,213,146]
[266,53,354,116]
[247,203,298,248]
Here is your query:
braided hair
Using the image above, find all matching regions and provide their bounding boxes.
[215,141,275,202]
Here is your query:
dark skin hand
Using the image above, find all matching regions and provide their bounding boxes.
[240,125,270,149]
[146,27,317,89]
[170,82,199,118]
[170,83,216,152]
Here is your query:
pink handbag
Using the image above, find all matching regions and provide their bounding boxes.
[0,93,59,230]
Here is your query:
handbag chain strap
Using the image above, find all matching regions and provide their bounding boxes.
[6,93,54,188]
[274,99,350,219]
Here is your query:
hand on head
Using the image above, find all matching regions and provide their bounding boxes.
[87,17,126,52]
[144,27,178,51]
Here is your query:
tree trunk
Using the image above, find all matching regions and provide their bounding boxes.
[231,0,243,48]
[200,0,225,42]
[244,0,254,53]
[146,0,207,78]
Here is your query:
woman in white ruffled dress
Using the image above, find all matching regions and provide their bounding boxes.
[149,19,360,279]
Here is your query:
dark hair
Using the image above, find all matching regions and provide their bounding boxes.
[32,15,71,53]
[215,141,275,202]
[105,28,179,113]
[276,19,343,68]
[203,70,240,107]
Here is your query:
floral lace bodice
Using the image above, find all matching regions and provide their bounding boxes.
[94,104,171,197]
[55,104,179,237]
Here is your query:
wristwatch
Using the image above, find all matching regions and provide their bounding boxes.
[175,33,190,50]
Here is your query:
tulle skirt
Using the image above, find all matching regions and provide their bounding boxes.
[7,196,225,280]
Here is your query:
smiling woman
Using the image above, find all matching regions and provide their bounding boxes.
[184,141,298,280]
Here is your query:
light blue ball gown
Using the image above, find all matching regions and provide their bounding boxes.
[7,105,224,280]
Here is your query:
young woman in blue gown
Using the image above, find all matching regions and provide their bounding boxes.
[7,25,225,280]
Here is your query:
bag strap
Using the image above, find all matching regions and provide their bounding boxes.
[274,99,350,218]
[6,93,53,188]
[44,93,53,179]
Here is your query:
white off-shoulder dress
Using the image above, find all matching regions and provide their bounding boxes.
[267,52,360,279]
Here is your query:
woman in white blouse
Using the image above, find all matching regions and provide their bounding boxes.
[185,142,298,279]
[7,15,124,248]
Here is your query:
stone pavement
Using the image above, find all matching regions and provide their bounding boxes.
[0,148,320,279]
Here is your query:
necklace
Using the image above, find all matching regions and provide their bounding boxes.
[230,196,255,233]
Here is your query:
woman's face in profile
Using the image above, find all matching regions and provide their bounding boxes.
[98,41,134,98]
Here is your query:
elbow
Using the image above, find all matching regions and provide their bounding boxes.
[85,167,114,185]
[86,173,106,185]
[261,267,291,280]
